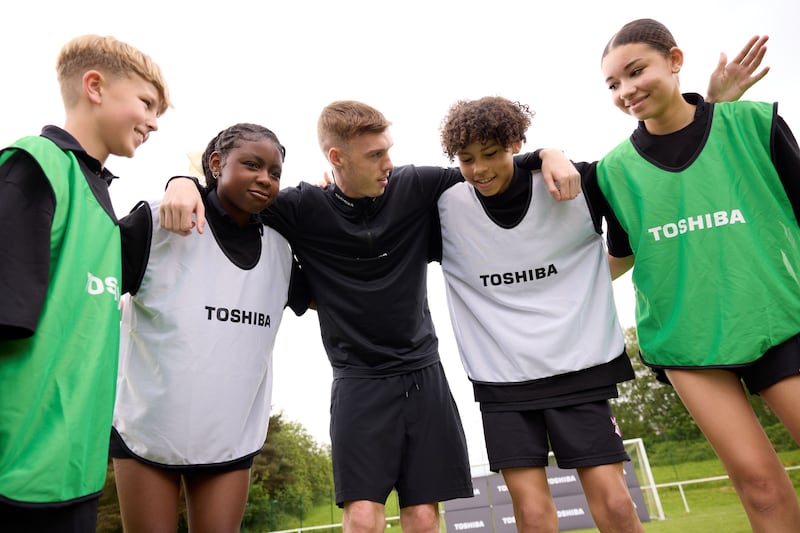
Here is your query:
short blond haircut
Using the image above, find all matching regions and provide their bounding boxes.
[317,100,391,156]
[56,34,171,115]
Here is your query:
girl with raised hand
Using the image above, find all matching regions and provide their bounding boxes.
[598,19,800,531]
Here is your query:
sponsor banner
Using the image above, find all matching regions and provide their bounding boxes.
[630,484,651,522]
[445,476,490,511]
[490,503,517,533]
[488,496,597,532]
[445,469,651,532]
[544,466,582,498]
[486,473,512,505]
[623,464,640,487]
[552,494,595,531]
[444,506,494,532]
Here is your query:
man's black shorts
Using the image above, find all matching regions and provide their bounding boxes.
[330,362,472,508]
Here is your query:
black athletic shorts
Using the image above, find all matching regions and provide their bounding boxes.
[739,333,800,394]
[0,496,98,533]
[653,332,800,393]
[481,400,629,472]
[330,362,472,508]
[109,427,255,475]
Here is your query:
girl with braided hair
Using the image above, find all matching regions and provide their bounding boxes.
[111,123,308,532]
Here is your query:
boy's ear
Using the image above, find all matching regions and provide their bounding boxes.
[511,141,523,155]
[83,70,104,105]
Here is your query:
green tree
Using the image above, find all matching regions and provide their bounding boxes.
[96,412,333,532]
[246,411,334,530]
[612,327,702,443]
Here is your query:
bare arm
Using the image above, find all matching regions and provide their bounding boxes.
[706,35,770,103]
[608,254,635,280]
[539,148,581,201]
[159,176,206,235]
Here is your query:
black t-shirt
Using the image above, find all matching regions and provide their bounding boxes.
[260,154,545,378]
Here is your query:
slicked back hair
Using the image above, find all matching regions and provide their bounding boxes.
[602,18,677,63]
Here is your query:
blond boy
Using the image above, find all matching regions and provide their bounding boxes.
[0,34,170,532]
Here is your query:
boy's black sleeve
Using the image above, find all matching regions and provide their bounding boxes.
[0,151,54,339]
[513,150,543,171]
[118,201,153,295]
[286,255,312,316]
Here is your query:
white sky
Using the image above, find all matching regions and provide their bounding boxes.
[3,0,798,467]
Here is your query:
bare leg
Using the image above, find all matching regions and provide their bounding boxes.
[183,467,251,533]
[343,500,386,533]
[759,374,800,445]
[399,502,440,533]
[576,462,644,533]
[112,457,181,533]
[667,369,800,533]
[502,467,558,533]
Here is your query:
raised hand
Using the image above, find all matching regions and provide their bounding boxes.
[706,35,770,103]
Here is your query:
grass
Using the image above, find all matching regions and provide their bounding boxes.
[275,450,800,533]
[569,449,800,532]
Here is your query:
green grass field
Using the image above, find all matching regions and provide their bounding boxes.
[539,450,800,533]
[282,450,800,533]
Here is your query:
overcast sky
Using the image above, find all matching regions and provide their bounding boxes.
[3,0,798,468]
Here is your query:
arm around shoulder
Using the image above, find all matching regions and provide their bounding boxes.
[538,148,581,201]
[161,176,206,235]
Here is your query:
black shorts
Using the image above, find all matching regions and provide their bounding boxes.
[109,427,255,476]
[739,333,800,394]
[330,362,472,508]
[481,400,629,472]
[0,496,98,533]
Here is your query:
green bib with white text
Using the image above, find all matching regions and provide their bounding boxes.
[597,101,800,367]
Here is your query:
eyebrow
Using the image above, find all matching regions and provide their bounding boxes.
[605,57,643,84]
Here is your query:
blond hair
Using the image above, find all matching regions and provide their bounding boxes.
[56,34,171,115]
[317,100,391,156]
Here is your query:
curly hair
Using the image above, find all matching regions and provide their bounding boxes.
[440,96,534,161]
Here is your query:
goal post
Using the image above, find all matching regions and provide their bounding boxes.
[624,437,665,521]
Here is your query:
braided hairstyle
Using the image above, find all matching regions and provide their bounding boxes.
[201,123,286,191]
